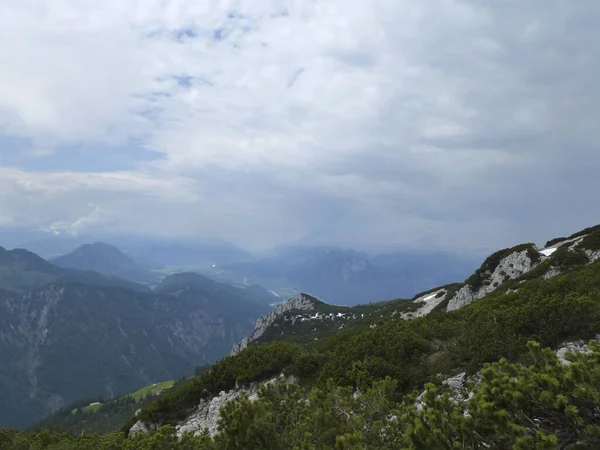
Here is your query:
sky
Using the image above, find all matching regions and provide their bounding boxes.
[0,0,599,254]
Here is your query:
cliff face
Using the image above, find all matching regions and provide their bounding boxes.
[231,294,316,355]
[447,249,538,311]
[0,281,265,428]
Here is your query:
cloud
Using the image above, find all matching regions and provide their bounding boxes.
[0,1,599,252]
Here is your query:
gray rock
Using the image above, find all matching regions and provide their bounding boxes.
[401,289,447,319]
[129,420,159,436]
[585,249,600,263]
[448,250,537,311]
[176,374,296,438]
[231,294,316,355]
[556,341,591,365]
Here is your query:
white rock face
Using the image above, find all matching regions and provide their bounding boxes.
[130,420,159,436]
[447,249,537,311]
[176,385,258,438]
[175,374,295,438]
[556,341,592,365]
[415,371,480,412]
[231,294,316,355]
[543,267,562,279]
[446,285,476,312]
[584,249,600,263]
[401,289,447,319]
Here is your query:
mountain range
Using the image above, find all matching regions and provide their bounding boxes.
[50,242,160,285]
[210,246,478,305]
[5,226,600,450]
[0,246,275,429]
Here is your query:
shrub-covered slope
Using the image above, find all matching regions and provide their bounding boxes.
[8,224,600,448]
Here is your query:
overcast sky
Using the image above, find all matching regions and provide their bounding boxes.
[0,0,599,253]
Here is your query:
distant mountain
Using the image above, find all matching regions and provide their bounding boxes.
[15,234,96,260]
[51,242,159,285]
[119,242,255,269]
[216,246,478,305]
[0,246,148,293]
[0,255,273,428]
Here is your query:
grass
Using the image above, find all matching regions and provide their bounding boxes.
[82,403,103,414]
[126,380,175,402]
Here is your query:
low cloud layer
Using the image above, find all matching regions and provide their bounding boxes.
[1,0,599,252]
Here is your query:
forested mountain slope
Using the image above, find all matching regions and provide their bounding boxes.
[6,225,600,448]
[0,248,273,429]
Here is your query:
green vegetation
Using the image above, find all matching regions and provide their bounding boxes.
[133,341,304,427]
[579,227,600,252]
[567,224,600,241]
[125,259,600,431]
[127,381,175,402]
[34,381,175,435]
[0,265,271,428]
[254,297,420,346]
[7,225,600,448]
[545,236,567,247]
[6,341,600,449]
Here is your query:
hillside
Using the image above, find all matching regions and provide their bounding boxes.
[51,242,160,285]
[0,250,274,429]
[7,223,600,448]
[123,224,600,443]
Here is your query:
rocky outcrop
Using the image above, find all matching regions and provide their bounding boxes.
[556,340,592,365]
[584,249,600,264]
[447,249,537,311]
[130,419,159,436]
[168,374,296,438]
[231,294,316,355]
[176,385,259,437]
[401,289,447,319]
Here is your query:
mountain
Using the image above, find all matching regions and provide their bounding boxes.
[0,248,274,429]
[10,223,600,448]
[50,242,160,285]
[111,223,600,447]
[119,241,255,269]
[0,246,149,293]
[15,234,97,260]
[214,246,478,305]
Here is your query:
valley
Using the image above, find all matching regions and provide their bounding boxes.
[6,224,600,448]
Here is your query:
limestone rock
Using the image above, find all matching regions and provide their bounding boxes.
[447,249,537,311]
[176,374,296,438]
[129,420,159,436]
[231,294,316,355]
[556,341,591,365]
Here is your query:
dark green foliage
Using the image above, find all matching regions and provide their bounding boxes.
[553,246,590,271]
[546,237,567,247]
[0,426,216,449]
[255,297,418,347]
[527,246,542,264]
[0,269,271,428]
[568,224,600,240]
[10,341,600,449]
[134,260,600,430]
[465,243,537,290]
[579,229,600,252]
[136,341,303,426]
[430,283,463,313]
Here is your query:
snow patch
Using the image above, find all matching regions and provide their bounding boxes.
[540,247,558,256]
